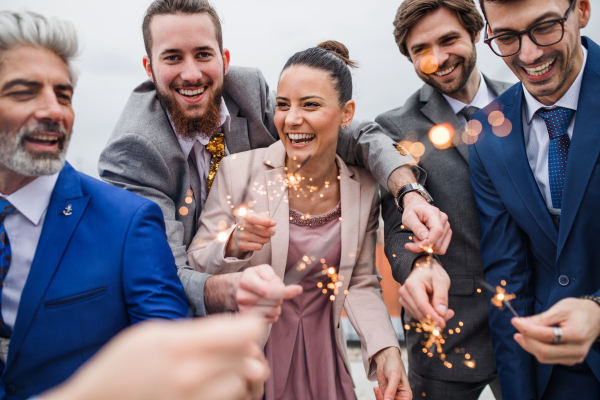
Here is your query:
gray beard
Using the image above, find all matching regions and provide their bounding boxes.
[0,123,70,177]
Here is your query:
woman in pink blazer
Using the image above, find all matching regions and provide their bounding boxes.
[188,41,411,400]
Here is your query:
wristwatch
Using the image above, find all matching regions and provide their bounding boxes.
[580,295,600,308]
[395,183,434,212]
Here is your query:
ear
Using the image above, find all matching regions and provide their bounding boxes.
[143,55,153,82]
[473,30,481,44]
[341,100,356,128]
[578,0,591,29]
[222,48,231,76]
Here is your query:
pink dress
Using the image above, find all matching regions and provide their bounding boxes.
[264,203,357,400]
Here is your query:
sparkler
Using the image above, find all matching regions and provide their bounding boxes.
[480,280,518,318]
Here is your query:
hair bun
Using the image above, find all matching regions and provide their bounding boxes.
[317,40,358,68]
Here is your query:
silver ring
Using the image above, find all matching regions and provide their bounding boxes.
[553,326,562,344]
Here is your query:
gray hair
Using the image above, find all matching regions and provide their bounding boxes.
[0,10,80,86]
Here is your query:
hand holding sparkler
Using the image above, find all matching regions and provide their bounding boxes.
[226,212,276,258]
[398,256,455,328]
[512,298,600,366]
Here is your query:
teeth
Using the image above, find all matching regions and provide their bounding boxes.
[178,87,206,96]
[434,65,456,76]
[30,135,58,142]
[524,59,555,77]
[288,133,315,141]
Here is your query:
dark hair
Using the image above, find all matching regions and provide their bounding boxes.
[479,0,571,22]
[393,0,484,61]
[281,40,357,106]
[142,0,222,59]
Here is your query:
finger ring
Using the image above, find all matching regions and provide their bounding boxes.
[553,326,562,344]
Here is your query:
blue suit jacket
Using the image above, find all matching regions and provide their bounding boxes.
[469,36,600,399]
[1,162,189,400]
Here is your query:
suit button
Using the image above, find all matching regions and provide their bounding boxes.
[558,275,570,286]
[5,383,18,395]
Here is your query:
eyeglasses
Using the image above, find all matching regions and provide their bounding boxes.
[484,0,577,57]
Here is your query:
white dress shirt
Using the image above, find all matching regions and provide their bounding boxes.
[523,45,587,210]
[174,97,231,209]
[443,71,497,126]
[0,173,59,329]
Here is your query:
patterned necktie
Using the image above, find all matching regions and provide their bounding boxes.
[536,107,576,209]
[458,105,480,122]
[0,199,15,338]
[205,132,226,196]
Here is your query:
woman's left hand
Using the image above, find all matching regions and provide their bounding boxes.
[372,347,412,400]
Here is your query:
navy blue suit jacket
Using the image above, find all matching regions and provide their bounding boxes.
[1,163,189,400]
[469,36,600,399]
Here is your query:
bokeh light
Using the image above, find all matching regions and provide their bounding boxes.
[492,118,513,137]
[488,111,505,127]
[409,142,426,157]
[179,206,188,216]
[420,55,439,75]
[217,230,229,243]
[429,124,453,149]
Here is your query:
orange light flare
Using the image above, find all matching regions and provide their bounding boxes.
[236,205,247,217]
[217,230,229,243]
[420,55,439,75]
[483,280,519,317]
[429,124,454,150]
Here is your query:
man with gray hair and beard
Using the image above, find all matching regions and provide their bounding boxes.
[0,10,198,399]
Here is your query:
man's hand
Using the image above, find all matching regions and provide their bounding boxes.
[398,257,454,328]
[234,265,302,323]
[372,347,412,400]
[512,298,600,365]
[226,213,276,258]
[41,316,270,400]
[402,192,451,255]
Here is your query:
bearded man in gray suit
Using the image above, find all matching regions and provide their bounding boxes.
[99,0,451,319]
[376,0,512,399]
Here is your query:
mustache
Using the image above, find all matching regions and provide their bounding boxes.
[18,122,69,146]
[171,79,213,89]
[512,51,561,68]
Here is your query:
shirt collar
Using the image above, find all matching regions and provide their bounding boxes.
[443,71,491,114]
[0,173,59,225]
[174,97,231,158]
[523,45,587,123]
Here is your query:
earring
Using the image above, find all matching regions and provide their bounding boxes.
[341,124,347,130]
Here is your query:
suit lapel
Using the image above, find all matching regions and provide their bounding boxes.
[223,94,250,154]
[500,88,558,245]
[420,85,469,163]
[334,160,360,327]
[7,164,90,368]
[557,39,600,257]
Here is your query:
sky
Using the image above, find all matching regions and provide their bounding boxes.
[1,0,598,177]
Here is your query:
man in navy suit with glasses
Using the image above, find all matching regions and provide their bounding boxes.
[471,0,600,399]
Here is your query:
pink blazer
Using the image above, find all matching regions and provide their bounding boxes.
[187,140,400,380]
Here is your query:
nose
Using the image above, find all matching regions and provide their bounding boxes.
[432,47,450,68]
[179,56,203,83]
[34,88,66,124]
[285,105,303,127]
[519,35,545,65]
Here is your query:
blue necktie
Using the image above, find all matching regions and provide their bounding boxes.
[536,107,575,209]
[0,199,15,338]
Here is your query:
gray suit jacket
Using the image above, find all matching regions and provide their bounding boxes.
[99,66,414,316]
[376,75,512,383]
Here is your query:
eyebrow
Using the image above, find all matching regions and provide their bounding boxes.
[276,95,325,102]
[159,46,215,56]
[491,11,563,35]
[1,79,42,92]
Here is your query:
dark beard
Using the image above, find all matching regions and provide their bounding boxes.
[154,74,224,141]
[421,44,477,97]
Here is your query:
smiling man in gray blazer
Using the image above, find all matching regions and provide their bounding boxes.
[99,0,452,319]
[376,0,512,399]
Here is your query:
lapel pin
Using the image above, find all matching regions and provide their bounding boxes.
[61,204,73,216]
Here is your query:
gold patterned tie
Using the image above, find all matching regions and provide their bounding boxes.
[205,132,226,195]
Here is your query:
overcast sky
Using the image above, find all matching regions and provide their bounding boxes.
[1,0,598,177]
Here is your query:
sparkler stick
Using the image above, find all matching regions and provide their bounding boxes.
[480,280,519,318]
[269,154,312,219]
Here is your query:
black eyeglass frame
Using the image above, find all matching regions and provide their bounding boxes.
[483,0,577,57]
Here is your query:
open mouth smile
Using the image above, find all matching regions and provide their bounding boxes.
[176,86,207,99]
[287,133,316,147]
[24,133,62,150]
[434,64,457,77]
[523,59,556,77]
